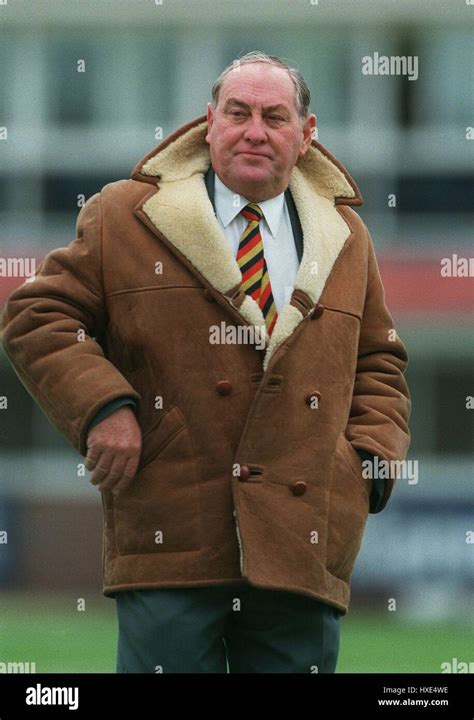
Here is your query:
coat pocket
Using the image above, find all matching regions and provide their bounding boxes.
[325,433,371,583]
[113,406,202,556]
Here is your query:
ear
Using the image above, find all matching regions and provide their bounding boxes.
[205,103,214,144]
[299,114,317,156]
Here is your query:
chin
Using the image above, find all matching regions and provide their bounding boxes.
[234,168,270,185]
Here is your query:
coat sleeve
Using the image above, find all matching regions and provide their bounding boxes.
[345,223,412,512]
[86,396,138,434]
[0,192,141,457]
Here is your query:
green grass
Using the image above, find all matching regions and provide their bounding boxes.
[0,593,118,673]
[1,593,472,673]
[337,612,474,673]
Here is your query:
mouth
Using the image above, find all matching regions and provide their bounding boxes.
[236,151,271,159]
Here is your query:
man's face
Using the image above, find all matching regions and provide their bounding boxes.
[205,63,316,202]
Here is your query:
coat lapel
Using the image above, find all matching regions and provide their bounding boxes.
[132,116,362,372]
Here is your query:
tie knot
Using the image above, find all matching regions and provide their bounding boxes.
[240,202,263,223]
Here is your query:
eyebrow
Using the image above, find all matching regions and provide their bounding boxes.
[223,98,290,114]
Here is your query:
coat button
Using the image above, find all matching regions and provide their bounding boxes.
[216,380,232,395]
[305,390,321,406]
[310,303,324,319]
[239,465,250,481]
[203,288,215,302]
[291,481,307,496]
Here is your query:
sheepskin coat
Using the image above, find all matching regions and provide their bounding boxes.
[1,114,411,613]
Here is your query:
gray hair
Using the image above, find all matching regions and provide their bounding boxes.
[211,51,311,120]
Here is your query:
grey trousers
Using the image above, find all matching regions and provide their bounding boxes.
[115,583,341,673]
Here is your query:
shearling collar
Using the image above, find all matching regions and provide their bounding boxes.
[131,114,363,371]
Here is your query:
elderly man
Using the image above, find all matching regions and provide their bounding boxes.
[1,51,411,673]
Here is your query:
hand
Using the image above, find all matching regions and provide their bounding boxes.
[85,406,142,496]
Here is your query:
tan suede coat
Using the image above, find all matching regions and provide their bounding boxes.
[1,115,411,613]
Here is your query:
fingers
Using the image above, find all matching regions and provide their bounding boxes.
[87,451,114,486]
[84,448,101,475]
[109,455,141,495]
[86,451,140,495]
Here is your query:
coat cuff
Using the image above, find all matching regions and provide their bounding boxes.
[86,396,138,435]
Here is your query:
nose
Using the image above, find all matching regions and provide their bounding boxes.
[242,116,268,143]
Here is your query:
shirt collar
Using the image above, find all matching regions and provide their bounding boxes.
[214,170,286,239]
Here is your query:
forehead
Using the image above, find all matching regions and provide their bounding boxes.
[219,63,296,109]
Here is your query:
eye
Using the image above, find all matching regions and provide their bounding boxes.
[267,115,284,122]
[230,110,245,117]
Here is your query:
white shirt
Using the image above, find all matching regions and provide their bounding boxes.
[213,172,300,314]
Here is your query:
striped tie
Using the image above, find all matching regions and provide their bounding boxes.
[237,203,278,337]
